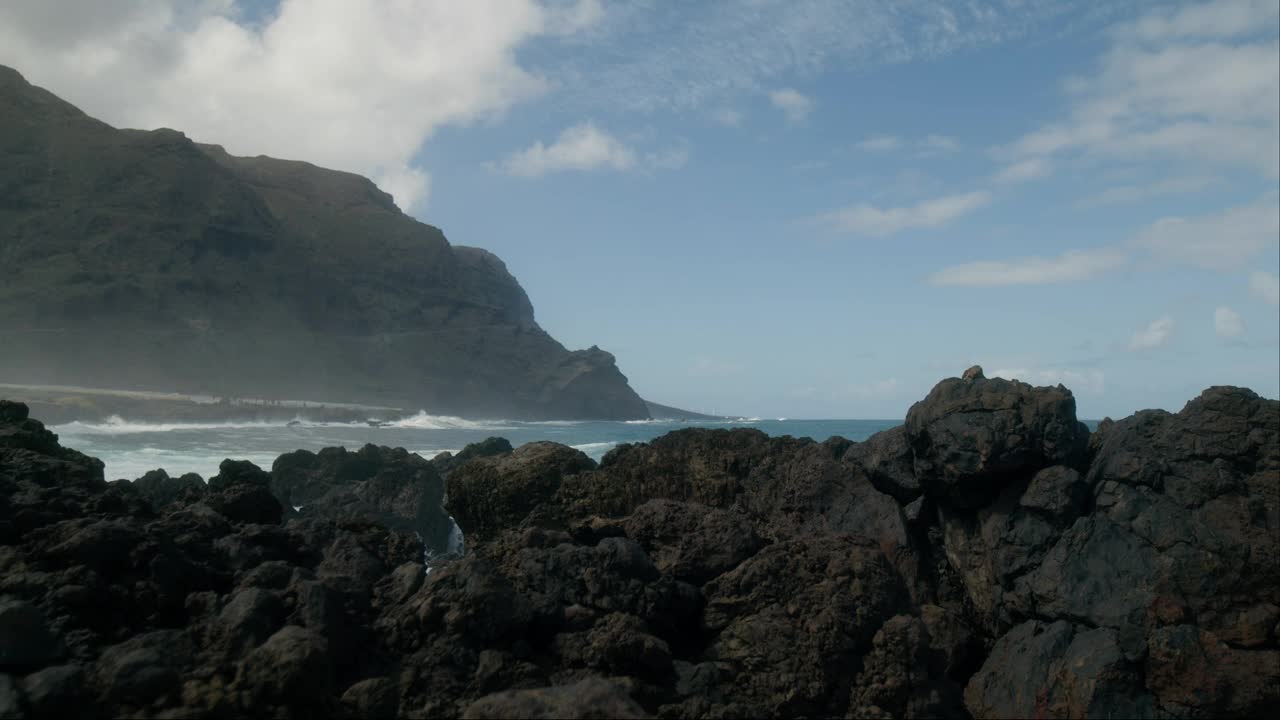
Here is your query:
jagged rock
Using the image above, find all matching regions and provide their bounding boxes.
[701,535,906,717]
[1146,624,1280,717]
[1021,387,1278,655]
[235,626,334,713]
[217,587,287,652]
[272,444,453,551]
[461,678,648,719]
[340,677,399,720]
[936,469,1087,628]
[1,376,1277,720]
[0,599,61,671]
[19,665,85,716]
[965,620,1155,719]
[905,375,1090,509]
[432,437,514,479]
[568,429,795,519]
[0,673,21,720]
[554,612,673,680]
[130,469,206,511]
[849,610,975,720]
[206,460,282,525]
[95,630,189,704]
[1017,465,1089,521]
[446,442,595,543]
[618,500,761,585]
[843,426,920,503]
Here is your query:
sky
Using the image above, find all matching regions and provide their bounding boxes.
[2,0,1278,419]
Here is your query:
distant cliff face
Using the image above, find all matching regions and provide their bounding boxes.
[0,65,649,420]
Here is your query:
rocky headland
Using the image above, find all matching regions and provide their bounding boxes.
[0,65,647,421]
[1,367,1277,718]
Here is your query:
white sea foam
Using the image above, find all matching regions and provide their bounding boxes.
[571,441,618,459]
[53,415,339,435]
[388,411,515,431]
[408,448,461,460]
[97,448,281,481]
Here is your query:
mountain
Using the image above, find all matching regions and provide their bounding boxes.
[643,400,727,421]
[0,65,649,420]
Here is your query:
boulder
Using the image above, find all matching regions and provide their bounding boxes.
[18,664,85,716]
[0,599,61,672]
[207,460,282,525]
[461,678,648,719]
[701,535,905,717]
[843,425,920,503]
[432,437,514,479]
[273,444,452,551]
[905,373,1090,508]
[0,673,20,720]
[446,442,595,543]
[965,620,1155,719]
[131,469,206,511]
[619,499,761,584]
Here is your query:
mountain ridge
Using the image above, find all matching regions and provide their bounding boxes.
[0,64,649,420]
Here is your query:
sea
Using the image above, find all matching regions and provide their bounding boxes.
[51,414,907,482]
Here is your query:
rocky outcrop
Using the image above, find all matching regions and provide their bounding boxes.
[272,444,453,552]
[0,64,648,420]
[0,367,1276,718]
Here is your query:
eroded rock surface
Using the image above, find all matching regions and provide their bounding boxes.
[1,371,1276,718]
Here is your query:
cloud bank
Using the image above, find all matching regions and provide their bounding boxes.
[0,0,606,212]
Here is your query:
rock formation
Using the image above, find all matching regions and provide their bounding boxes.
[0,65,647,420]
[0,368,1276,718]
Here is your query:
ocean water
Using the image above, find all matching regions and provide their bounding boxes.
[51,413,906,481]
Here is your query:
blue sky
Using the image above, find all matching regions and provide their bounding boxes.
[2,0,1277,418]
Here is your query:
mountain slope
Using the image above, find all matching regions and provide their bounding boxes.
[0,65,649,420]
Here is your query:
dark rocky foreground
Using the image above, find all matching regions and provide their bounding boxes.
[1,368,1277,719]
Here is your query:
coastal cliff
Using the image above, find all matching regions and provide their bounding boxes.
[1,368,1276,718]
[0,65,648,420]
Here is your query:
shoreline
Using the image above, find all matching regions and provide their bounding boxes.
[0,383,407,426]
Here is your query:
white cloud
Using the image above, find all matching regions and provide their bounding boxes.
[1214,306,1245,338]
[0,0,607,213]
[919,134,960,153]
[990,368,1106,394]
[1076,175,1222,208]
[537,2,1114,113]
[1129,316,1175,351]
[928,248,1127,287]
[816,191,991,237]
[1126,0,1279,42]
[1250,271,1280,305]
[1132,200,1280,270]
[858,134,959,154]
[494,123,687,177]
[857,135,901,151]
[712,108,742,127]
[769,88,812,124]
[1004,0,1280,180]
[495,123,636,177]
[994,157,1051,183]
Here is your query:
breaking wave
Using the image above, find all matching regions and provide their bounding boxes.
[52,415,339,435]
[388,412,516,431]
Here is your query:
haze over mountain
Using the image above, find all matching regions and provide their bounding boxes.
[0,65,649,420]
